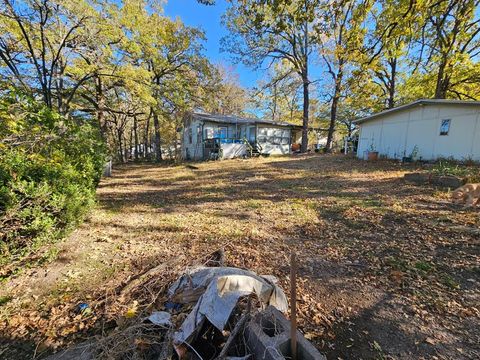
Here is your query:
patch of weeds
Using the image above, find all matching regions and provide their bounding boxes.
[290,200,318,219]
[432,190,448,199]
[470,266,480,275]
[364,250,377,261]
[49,281,77,297]
[357,198,383,208]
[415,260,433,272]
[435,215,453,223]
[276,180,296,190]
[173,175,196,182]
[0,296,12,306]
[297,199,318,210]
[150,200,168,209]
[100,262,121,280]
[217,227,244,238]
[371,340,386,360]
[103,201,126,214]
[159,224,184,232]
[385,255,409,272]
[440,273,460,290]
[430,160,480,182]
[39,246,60,265]
[243,199,263,209]
[291,185,314,193]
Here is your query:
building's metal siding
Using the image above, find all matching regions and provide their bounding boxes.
[357,104,480,161]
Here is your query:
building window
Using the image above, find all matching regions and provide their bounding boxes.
[188,127,193,144]
[256,127,290,145]
[205,128,213,139]
[440,119,451,136]
[258,135,267,143]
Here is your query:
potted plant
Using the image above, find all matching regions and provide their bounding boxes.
[402,145,419,163]
[411,145,419,162]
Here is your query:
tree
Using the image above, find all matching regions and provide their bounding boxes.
[223,0,319,152]
[251,62,303,123]
[320,0,371,151]
[115,0,215,162]
[420,0,480,99]
[0,0,98,113]
[203,64,249,116]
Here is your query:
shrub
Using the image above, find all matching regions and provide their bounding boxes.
[430,159,480,182]
[0,90,106,269]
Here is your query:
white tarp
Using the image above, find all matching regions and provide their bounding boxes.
[169,267,288,345]
[221,143,247,159]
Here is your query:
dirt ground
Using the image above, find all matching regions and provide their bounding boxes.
[1,154,479,359]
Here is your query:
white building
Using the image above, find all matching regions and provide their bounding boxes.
[182,113,302,160]
[355,99,480,161]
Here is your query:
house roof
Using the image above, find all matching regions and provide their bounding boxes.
[191,112,302,129]
[354,99,480,125]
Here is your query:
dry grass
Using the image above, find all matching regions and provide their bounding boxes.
[0,154,479,359]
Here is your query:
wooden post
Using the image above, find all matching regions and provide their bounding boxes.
[290,252,297,360]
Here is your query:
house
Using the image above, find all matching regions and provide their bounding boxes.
[355,99,480,161]
[182,112,303,160]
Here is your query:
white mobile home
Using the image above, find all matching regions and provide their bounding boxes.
[355,99,480,161]
[182,113,302,160]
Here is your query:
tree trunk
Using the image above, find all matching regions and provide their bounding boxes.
[387,58,397,109]
[153,110,162,162]
[117,128,124,163]
[95,74,107,137]
[56,60,65,115]
[272,83,277,121]
[326,62,344,151]
[325,95,338,151]
[129,127,133,161]
[300,12,309,154]
[133,116,139,161]
[123,133,128,162]
[435,60,449,99]
[301,72,309,153]
[144,112,151,159]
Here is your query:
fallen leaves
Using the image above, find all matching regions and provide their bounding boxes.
[0,155,479,359]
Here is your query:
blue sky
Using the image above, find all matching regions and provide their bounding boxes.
[163,0,261,88]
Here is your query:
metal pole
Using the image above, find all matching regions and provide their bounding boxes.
[290,252,297,360]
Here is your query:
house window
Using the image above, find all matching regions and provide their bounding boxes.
[188,127,193,144]
[205,128,213,139]
[440,119,451,136]
[256,127,290,145]
[258,135,267,143]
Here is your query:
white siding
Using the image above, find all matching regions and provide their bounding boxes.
[357,104,480,161]
[357,119,382,158]
[182,119,204,160]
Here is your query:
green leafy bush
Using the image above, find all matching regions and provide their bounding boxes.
[430,159,480,182]
[0,91,106,268]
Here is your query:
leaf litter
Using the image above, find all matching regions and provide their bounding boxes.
[0,155,478,359]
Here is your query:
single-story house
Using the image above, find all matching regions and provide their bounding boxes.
[182,113,302,160]
[355,99,480,161]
